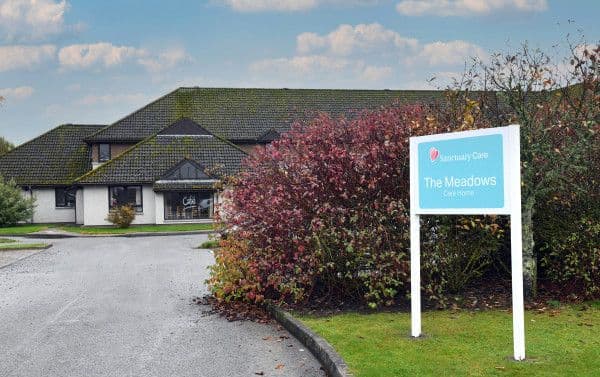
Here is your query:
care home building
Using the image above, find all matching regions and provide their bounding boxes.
[0,87,440,226]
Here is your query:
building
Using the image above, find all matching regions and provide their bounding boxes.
[0,87,441,225]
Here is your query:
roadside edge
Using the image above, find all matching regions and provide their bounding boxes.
[266,303,353,377]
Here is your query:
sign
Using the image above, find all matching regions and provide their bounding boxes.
[182,195,197,210]
[409,125,526,361]
[418,134,504,210]
[411,126,517,215]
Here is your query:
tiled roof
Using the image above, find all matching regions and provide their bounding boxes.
[153,181,216,192]
[0,124,103,186]
[76,135,247,185]
[86,87,445,143]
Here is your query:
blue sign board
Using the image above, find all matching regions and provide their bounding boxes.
[409,125,526,360]
[417,134,504,209]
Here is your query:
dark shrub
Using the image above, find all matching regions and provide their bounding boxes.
[537,201,600,299]
[0,175,35,227]
[421,216,505,302]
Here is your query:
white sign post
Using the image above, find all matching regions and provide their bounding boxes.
[409,125,525,361]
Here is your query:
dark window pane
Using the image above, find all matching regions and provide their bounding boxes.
[164,191,213,220]
[99,144,111,162]
[163,161,210,180]
[55,188,76,208]
[109,186,142,212]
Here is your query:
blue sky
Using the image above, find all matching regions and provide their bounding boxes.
[1,0,598,144]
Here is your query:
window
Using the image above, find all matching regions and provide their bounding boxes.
[109,186,143,212]
[99,143,111,162]
[164,191,213,220]
[55,187,76,208]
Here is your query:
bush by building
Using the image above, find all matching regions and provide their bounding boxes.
[0,175,35,227]
[106,205,136,228]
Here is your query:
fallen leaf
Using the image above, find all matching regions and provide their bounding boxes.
[275,364,285,370]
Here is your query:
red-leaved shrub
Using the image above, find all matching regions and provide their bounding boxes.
[209,103,494,308]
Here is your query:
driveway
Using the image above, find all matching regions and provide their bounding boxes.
[0,235,324,377]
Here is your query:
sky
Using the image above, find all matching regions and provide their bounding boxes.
[1,0,598,144]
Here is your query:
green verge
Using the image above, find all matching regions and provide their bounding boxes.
[0,238,17,244]
[0,224,50,235]
[298,302,600,377]
[0,242,50,251]
[60,223,214,234]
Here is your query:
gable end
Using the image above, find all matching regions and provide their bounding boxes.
[158,118,213,137]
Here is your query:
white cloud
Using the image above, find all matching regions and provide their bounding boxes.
[221,0,378,12]
[408,40,487,66]
[58,42,146,70]
[396,0,548,16]
[0,44,56,71]
[76,93,148,106]
[249,23,488,88]
[297,23,418,56]
[250,55,350,74]
[360,65,393,81]
[0,0,68,40]
[137,47,190,73]
[58,42,190,73]
[222,0,317,12]
[0,85,35,100]
[251,55,394,84]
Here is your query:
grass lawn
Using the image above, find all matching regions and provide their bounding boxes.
[0,242,50,250]
[299,302,600,377]
[0,224,50,235]
[0,223,214,235]
[60,223,214,234]
[0,238,17,243]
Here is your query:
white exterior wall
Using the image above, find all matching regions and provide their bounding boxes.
[82,185,156,226]
[154,192,165,224]
[75,189,84,225]
[81,186,108,226]
[138,186,156,225]
[30,188,75,223]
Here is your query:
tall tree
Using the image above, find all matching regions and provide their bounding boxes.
[0,136,14,156]
[441,40,599,298]
[0,96,12,156]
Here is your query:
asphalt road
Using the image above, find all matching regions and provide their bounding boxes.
[0,235,324,377]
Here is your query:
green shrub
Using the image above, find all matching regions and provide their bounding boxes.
[199,239,220,249]
[0,175,35,227]
[208,235,263,303]
[537,202,600,299]
[106,205,136,228]
[421,216,505,304]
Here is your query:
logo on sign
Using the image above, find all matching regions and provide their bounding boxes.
[429,147,439,162]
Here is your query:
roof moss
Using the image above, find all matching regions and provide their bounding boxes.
[0,124,104,186]
[85,87,446,143]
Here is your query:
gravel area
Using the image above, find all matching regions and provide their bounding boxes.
[0,235,324,377]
